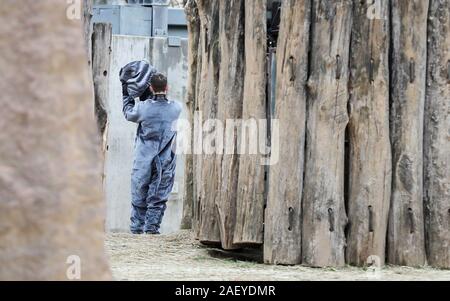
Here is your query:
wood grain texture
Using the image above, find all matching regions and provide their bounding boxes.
[83,0,93,68]
[346,0,391,266]
[233,0,267,246]
[92,23,112,136]
[424,0,450,269]
[181,0,200,230]
[197,0,221,244]
[388,0,429,267]
[185,0,449,268]
[192,14,204,238]
[302,0,352,267]
[264,0,311,264]
[214,0,245,250]
[0,0,111,280]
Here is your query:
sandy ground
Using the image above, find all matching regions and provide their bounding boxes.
[105,230,450,281]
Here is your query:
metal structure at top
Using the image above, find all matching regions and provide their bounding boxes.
[92,0,187,39]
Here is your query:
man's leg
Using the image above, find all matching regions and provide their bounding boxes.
[144,153,176,234]
[130,163,152,234]
[130,201,146,234]
[145,197,168,234]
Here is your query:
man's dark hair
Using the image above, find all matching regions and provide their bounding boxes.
[150,73,168,93]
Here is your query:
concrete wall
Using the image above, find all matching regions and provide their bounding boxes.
[104,35,188,233]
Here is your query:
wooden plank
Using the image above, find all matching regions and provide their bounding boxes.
[0,0,111,280]
[191,0,204,238]
[388,0,429,267]
[192,13,204,239]
[346,0,391,266]
[82,0,93,68]
[181,0,200,230]
[214,0,245,250]
[92,23,112,136]
[233,0,267,246]
[302,0,352,267]
[264,0,311,264]
[197,0,222,244]
[424,0,450,269]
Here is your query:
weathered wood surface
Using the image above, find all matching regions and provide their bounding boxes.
[190,0,204,238]
[181,0,200,230]
[184,0,450,267]
[0,0,111,280]
[82,0,93,68]
[233,0,267,246]
[197,0,222,244]
[192,12,204,238]
[302,0,352,267]
[92,23,112,137]
[264,0,311,264]
[424,0,450,269]
[346,0,391,266]
[214,0,245,250]
[388,0,429,267]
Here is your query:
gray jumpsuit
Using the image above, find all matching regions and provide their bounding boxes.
[122,90,182,234]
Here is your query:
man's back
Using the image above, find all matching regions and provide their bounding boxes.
[123,93,182,159]
[134,96,181,162]
[137,96,182,145]
[122,72,183,234]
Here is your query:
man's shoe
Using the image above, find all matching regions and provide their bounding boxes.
[131,230,144,235]
[145,230,161,235]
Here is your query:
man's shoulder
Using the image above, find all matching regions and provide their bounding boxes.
[168,100,183,112]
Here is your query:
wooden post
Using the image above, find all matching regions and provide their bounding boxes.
[181,0,200,230]
[264,0,311,264]
[192,7,204,238]
[346,0,391,266]
[233,0,267,246]
[0,0,110,280]
[388,0,429,267]
[92,23,112,137]
[82,0,93,68]
[424,0,450,269]
[214,0,245,250]
[302,0,352,267]
[197,0,222,245]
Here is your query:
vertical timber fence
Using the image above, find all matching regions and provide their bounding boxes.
[183,0,449,268]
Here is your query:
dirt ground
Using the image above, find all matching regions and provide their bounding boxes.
[105,230,450,281]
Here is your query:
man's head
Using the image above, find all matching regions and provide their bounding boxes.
[150,73,168,94]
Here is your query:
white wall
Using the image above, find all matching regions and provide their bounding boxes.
[104,35,188,234]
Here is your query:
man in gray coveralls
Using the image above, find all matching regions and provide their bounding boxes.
[122,73,182,235]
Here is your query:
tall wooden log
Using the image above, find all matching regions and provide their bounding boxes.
[92,23,112,137]
[346,0,391,266]
[192,11,204,238]
[197,0,222,244]
[302,0,352,267]
[214,0,245,250]
[0,0,110,280]
[424,0,450,269]
[264,0,311,264]
[82,0,93,67]
[233,0,267,246]
[181,0,200,230]
[388,0,429,267]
